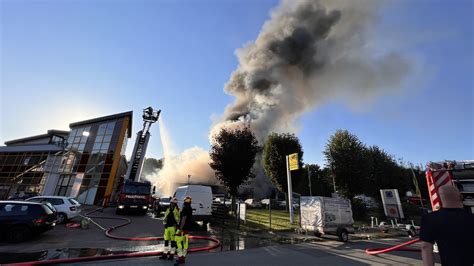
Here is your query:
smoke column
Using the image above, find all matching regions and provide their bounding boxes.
[147,0,412,196]
[211,0,411,140]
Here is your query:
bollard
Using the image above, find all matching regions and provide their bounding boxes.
[269,200,272,230]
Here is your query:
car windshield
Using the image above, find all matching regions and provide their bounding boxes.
[123,185,150,195]
[161,198,170,203]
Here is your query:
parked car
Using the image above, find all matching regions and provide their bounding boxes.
[244,199,262,208]
[0,201,57,243]
[26,196,81,223]
[7,191,41,201]
[152,197,171,214]
[261,199,270,206]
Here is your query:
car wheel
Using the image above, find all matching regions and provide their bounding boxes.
[6,226,31,243]
[314,232,322,238]
[338,229,349,242]
[57,213,68,224]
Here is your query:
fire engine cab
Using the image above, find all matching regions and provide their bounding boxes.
[426,160,474,213]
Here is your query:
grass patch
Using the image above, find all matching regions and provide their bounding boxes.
[213,209,300,231]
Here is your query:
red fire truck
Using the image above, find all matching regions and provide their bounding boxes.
[116,180,152,215]
[426,160,474,213]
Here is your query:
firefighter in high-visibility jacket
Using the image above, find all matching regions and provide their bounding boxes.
[160,198,180,260]
[174,196,193,265]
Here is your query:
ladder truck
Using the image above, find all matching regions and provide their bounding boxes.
[116,107,160,215]
[426,160,474,213]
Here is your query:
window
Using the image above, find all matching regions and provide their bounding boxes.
[47,198,64,205]
[106,121,115,135]
[68,198,79,205]
[103,135,112,143]
[0,204,30,216]
[55,175,75,197]
[98,124,107,135]
[70,129,78,138]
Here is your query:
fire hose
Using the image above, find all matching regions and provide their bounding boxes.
[8,208,220,265]
[365,238,420,255]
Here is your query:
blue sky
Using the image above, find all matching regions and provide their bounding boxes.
[1,0,472,167]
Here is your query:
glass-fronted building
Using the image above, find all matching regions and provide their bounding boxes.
[0,130,69,199]
[0,111,133,205]
[44,111,132,205]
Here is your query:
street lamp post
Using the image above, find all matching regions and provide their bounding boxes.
[188,174,191,185]
[307,165,312,197]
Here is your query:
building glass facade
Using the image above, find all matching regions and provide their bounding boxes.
[0,131,68,199]
[55,112,132,205]
[0,112,132,204]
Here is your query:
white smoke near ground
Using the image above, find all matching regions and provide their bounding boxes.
[146,0,413,197]
[144,119,217,196]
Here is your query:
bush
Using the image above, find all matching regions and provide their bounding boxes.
[351,198,368,221]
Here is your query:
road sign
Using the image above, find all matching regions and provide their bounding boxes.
[289,153,299,171]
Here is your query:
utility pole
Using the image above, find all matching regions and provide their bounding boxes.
[307,165,312,196]
[329,148,337,193]
[286,155,294,224]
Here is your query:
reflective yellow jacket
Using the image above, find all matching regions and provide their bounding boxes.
[163,207,180,226]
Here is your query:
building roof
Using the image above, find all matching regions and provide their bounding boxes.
[4,130,69,146]
[0,144,64,153]
[69,111,133,138]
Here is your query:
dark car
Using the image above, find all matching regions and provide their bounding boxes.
[0,201,57,243]
[7,191,41,201]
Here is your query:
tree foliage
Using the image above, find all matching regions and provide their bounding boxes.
[294,164,333,197]
[324,130,367,199]
[262,133,304,194]
[209,127,259,196]
[324,130,429,207]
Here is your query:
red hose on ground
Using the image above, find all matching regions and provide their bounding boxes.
[365,238,420,255]
[7,208,220,265]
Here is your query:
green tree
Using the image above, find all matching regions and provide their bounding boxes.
[324,130,368,199]
[262,133,303,209]
[209,127,259,210]
[295,164,333,197]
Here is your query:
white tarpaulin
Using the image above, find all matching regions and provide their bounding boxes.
[300,196,354,233]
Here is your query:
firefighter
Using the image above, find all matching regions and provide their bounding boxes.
[160,197,180,260]
[175,196,193,265]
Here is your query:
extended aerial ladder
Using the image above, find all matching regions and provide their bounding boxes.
[125,107,161,182]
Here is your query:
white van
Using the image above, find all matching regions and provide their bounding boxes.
[173,185,212,222]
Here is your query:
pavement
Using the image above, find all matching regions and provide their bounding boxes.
[0,207,440,265]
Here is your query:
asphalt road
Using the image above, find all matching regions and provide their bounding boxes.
[0,207,165,253]
[73,238,440,266]
[0,207,440,265]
